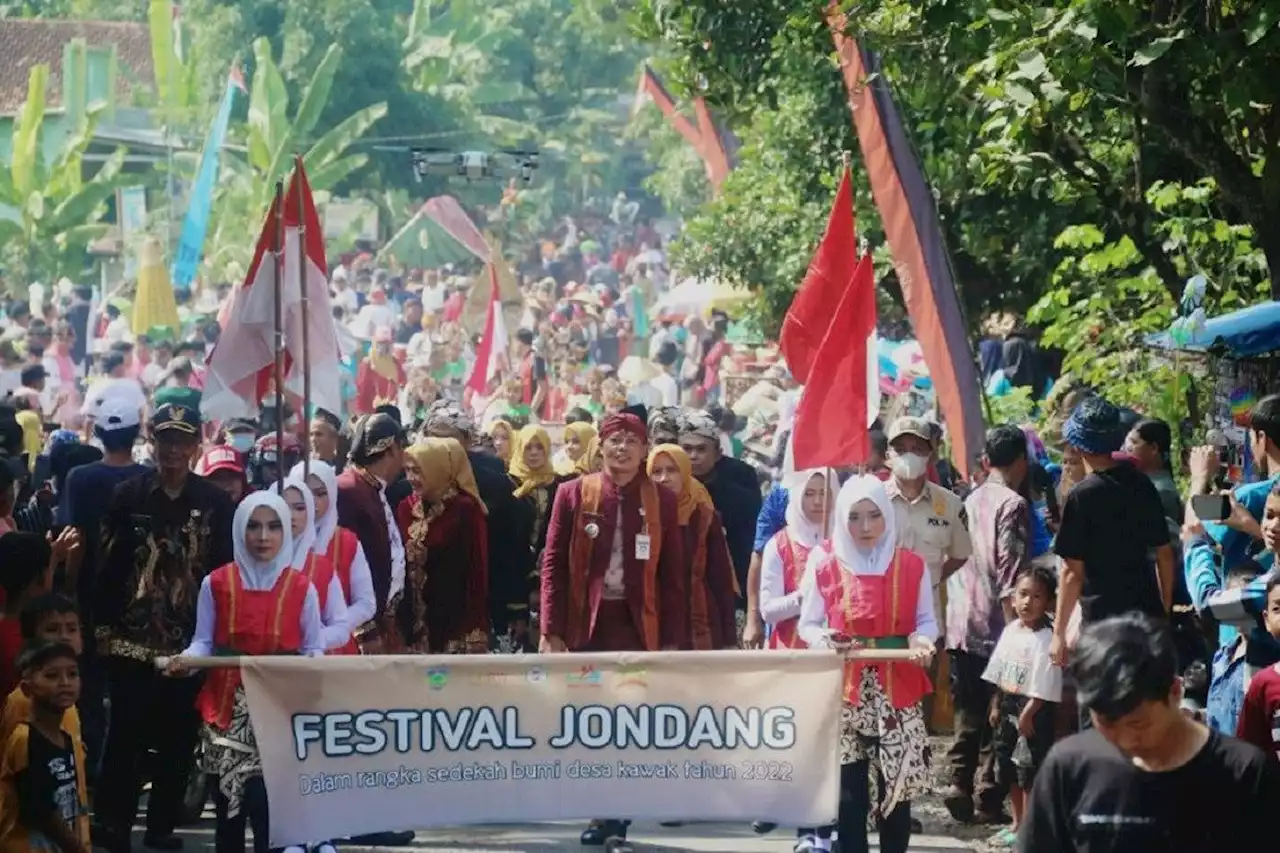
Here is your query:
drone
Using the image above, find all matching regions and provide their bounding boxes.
[409,148,540,185]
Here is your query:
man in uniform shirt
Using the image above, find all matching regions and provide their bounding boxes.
[93,403,234,853]
[885,416,972,734]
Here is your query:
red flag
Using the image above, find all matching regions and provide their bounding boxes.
[792,252,878,469]
[466,264,507,395]
[780,166,857,384]
[203,158,341,421]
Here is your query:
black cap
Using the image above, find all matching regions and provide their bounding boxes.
[224,417,257,434]
[348,413,404,464]
[151,402,201,436]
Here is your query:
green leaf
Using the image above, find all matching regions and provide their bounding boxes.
[302,103,387,171]
[1004,83,1035,107]
[1245,7,1280,46]
[1130,35,1182,67]
[10,65,48,205]
[148,0,181,120]
[48,148,125,232]
[1011,50,1047,81]
[248,38,289,176]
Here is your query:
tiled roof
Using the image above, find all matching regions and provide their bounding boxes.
[0,19,153,114]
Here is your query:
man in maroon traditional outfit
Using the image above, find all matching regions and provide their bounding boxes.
[540,411,686,846]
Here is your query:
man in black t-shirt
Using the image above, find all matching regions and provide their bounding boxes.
[1052,398,1174,670]
[1019,614,1280,852]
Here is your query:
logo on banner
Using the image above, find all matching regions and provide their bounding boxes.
[525,666,547,685]
[566,665,602,687]
[615,664,648,689]
[426,666,450,690]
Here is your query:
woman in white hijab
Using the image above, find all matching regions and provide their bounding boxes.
[759,468,837,650]
[796,475,937,853]
[291,459,377,653]
[277,476,352,651]
[170,491,324,853]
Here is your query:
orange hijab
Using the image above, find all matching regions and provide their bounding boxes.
[646,444,714,526]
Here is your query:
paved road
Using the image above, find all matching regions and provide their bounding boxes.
[164,819,977,852]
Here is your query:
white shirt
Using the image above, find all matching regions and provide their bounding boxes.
[795,544,938,648]
[352,302,396,340]
[758,536,803,627]
[602,507,626,600]
[0,368,21,402]
[981,621,1063,702]
[341,539,378,630]
[105,316,131,344]
[332,287,359,316]
[317,574,351,651]
[421,284,446,314]
[185,574,326,657]
[376,476,407,601]
[650,372,679,407]
[140,361,167,390]
[625,382,663,410]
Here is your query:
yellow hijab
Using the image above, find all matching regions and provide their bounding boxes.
[404,437,486,514]
[555,421,598,476]
[647,444,715,526]
[486,419,514,463]
[509,425,556,498]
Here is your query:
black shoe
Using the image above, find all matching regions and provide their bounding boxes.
[942,785,975,823]
[349,831,416,846]
[909,817,923,833]
[751,821,777,835]
[973,808,1011,826]
[142,833,183,852]
[658,821,684,827]
[580,820,627,845]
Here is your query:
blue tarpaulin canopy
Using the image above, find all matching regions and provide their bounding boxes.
[1146,301,1280,358]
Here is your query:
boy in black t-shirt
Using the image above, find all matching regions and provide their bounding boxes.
[1051,397,1174,670]
[1019,614,1280,852]
[0,641,88,853]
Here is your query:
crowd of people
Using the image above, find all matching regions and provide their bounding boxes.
[0,213,1276,853]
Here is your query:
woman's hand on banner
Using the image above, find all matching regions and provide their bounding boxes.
[907,636,935,668]
[742,614,764,649]
[539,634,568,653]
[164,656,191,677]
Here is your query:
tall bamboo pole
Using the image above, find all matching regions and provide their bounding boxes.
[297,160,312,481]
[273,180,286,491]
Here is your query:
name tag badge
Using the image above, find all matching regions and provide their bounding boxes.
[635,534,651,561]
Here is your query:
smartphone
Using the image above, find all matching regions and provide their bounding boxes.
[1191,493,1231,522]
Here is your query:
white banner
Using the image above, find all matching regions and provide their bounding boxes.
[240,651,844,846]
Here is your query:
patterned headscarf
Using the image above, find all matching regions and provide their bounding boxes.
[509,425,556,499]
[647,406,682,441]
[647,444,715,526]
[423,399,475,442]
[1063,397,1123,455]
[679,410,720,443]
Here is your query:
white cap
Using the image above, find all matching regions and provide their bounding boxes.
[96,395,142,432]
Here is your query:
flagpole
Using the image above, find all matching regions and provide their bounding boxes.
[296,159,312,481]
[273,179,286,492]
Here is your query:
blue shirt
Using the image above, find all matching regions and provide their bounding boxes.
[754,486,789,553]
[1204,474,1278,569]
[1207,637,1246,735]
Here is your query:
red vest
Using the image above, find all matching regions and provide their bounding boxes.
[813,547,931,710]
[196,563,311,729]
[767,529,809,650]
[519,353,536,407]
[325,527,361,656]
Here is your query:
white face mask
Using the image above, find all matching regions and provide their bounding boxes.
[890,452,929,481]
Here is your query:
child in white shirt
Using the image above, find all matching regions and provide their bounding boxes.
[982,564,1063,845]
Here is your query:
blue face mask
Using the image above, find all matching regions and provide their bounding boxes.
[228,433,254,453]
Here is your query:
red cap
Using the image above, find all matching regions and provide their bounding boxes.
[196,446,245,477]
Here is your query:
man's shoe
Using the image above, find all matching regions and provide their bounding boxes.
[751,821,777,834]
[580,820,627,845]
[942,785,975,823]
[910,816,923,833]
[142,832,183,852]
[973,808,1012,826]
[349,831,415,846]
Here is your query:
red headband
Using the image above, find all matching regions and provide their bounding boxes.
[600,413,646,442]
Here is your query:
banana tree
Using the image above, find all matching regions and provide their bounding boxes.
[204,37,387,279]
[0,65,127,285]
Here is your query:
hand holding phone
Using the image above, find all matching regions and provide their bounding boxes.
[1190,493,1230,523]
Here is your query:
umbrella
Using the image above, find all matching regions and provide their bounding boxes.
[650,276,752,319]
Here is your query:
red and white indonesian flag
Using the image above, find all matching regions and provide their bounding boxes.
[465,264,508,395]
[202,158,342,421]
